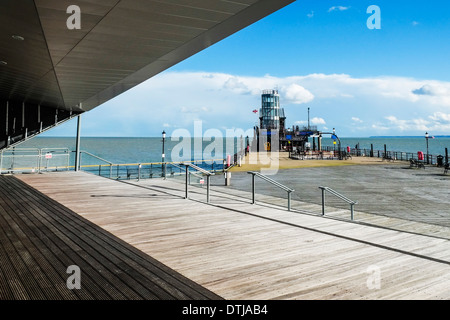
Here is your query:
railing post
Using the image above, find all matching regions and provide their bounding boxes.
[207,174,210,203]
[75,114,81,172]
[38,149,42,173]
[321,187,325,216]
[138,163,141,181]
[109,164,112,179]
[287,191,291,211]
[350,203,354,221]
[185,165,189,199]
[66,149,70,171]
[251,173,255,204]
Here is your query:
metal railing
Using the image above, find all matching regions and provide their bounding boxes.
[79,160,224,180]
[247,171,295,211]
[0,148,70,173]
[321,146,448,165]
[74,148,224,180]
[183,162,215,203]
[0,148,224,181]
[319,186,357,220]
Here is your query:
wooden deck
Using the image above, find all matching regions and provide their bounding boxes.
[0,174,221,300]
[12,171,450,299]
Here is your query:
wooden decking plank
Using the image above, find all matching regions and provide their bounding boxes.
[0,182,99,300]
[1,176,150,300]
[0,208,46,299]
[7,179,210,300]
[16,172,450,299]
[0,202,68,300]
[0,266,14,299]
[0,234,29,300]
[10,176,221,300]
[114,176,448,298]
[0,178,100,300]
[1,175,221,300]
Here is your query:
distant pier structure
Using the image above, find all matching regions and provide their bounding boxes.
[259,89,286,132]
[253,89,323,153]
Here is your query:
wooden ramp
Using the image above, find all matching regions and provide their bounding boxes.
[14,172,450,299]
[0,174,221,300]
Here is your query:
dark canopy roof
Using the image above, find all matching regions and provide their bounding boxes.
[0,0,293,113]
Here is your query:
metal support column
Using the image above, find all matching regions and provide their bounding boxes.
[5,101,9,137]
[287,191,292,211]
[161,130,166,179]
[206,175,210,203]
[185,165,189,199]
[251,173,255,204]
[75,114,81,171]
[321,187,325,216]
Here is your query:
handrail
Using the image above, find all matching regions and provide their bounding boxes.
[183,162,215,176]
[319,186,357,204]
[248,171,294,192]
[172,162,202,181]
[247,171,295,211]
[78,150,113,165]
[171,162,186,173]
[182,163,215,203]
[318,186,357,220]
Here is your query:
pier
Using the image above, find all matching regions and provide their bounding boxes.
[2,165,449,300]
[0,174,221,300]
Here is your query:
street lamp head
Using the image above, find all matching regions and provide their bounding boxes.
[425,132,429,138]
[162,130,166,138]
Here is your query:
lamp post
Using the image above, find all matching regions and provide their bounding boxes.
[162,130,166,178]
[332,128,342,160]
[425,132,429,164]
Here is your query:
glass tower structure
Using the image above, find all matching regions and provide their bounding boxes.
[259,89,285,130]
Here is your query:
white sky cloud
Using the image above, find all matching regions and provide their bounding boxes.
[48,71,450,137]
[328,6,350,12]
[385,116,430,132]
[311,117,326,125]
[429,112,450,123]
[281,83,314,104]
[382,114,450,132]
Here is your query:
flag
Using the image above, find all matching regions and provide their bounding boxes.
[252,109,258,113]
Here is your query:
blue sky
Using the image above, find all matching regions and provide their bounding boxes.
[46,0,450,137]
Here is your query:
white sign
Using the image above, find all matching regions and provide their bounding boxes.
[45,153,52,159]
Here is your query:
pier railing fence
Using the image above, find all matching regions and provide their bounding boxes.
[0,148,70,173]
[0,148,224,179]
[321,146,445,165]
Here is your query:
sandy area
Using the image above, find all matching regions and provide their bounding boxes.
[229,151,403,172]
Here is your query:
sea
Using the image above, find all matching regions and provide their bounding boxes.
[9,136,450,167]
